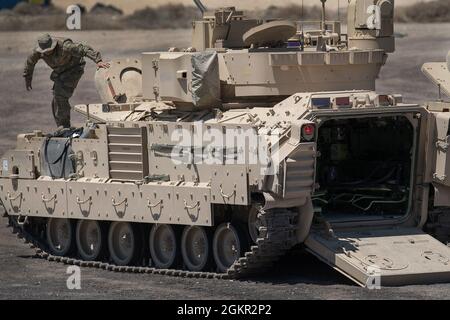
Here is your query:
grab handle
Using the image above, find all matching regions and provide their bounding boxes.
[41,193,57,203]
[184,200,200,210]
[112,197,127,207]
[147,199,162,208]
[220,185,236,199]
[7,192,22,201]
[76,196,92,205]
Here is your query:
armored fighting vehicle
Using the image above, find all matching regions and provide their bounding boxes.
[1,0,450,287]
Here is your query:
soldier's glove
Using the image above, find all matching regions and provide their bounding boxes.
[97,61,110,69]
[25,78,32,91]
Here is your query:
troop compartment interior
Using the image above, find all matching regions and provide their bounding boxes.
[313,113,418,223]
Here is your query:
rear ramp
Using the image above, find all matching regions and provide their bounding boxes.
[305,228,450,287]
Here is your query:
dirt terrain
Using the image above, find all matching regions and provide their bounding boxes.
[2,219,450,300]
[0,24,450,300]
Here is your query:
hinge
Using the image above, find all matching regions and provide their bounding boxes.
[433,173,447,182]
[152,59,159,78]
[152,59,159,71]
[153,86,159,101]
[436,141,449,152]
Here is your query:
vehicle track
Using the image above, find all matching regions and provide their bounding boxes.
[1,199,298,280]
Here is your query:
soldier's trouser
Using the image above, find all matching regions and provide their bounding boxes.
[51,68,84,128]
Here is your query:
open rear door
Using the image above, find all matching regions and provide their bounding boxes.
[305,228,450,287]
[422,61,450,206]
[430,112,450,206]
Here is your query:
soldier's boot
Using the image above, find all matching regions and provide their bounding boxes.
[52,94,71,128]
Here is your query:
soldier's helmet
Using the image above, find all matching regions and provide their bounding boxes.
[36,34,57,54]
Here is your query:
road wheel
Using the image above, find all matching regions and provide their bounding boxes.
[108,222,140,266]
[181,226,211,271]
[76,220,105,261]
[149,224,179,269]
[213,223,246,273]
[46,218,74,256]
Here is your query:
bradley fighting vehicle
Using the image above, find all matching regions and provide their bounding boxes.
[1,0,450,287]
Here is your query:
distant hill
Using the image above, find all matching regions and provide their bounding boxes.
[0,0,448,31]
[396,0,450,23]
[53,0,438,15]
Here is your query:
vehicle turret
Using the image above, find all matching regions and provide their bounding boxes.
[94,0,396,112]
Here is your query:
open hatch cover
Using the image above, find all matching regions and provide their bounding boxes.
[422,62,450,98]
[305,227,450,287]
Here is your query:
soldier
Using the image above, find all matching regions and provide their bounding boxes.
[23,34,110,128]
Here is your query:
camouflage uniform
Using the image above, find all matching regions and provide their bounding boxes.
[23,37,103,128]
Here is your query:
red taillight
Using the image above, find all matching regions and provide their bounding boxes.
[335,97,350,107]
[302,124,315,141]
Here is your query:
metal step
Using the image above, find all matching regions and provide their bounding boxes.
[109,170,144,181]
[108,144,142,154]
[109,161,143,171]
[108,134,143,144]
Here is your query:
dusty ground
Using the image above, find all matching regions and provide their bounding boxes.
[2,219,450,300]
[0,24,450,300]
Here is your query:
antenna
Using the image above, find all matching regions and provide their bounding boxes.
[338,0,340,22]
[193,0,207,14]
[299,0,305,51]
[320,0,327,34]
[301,0,304,21]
